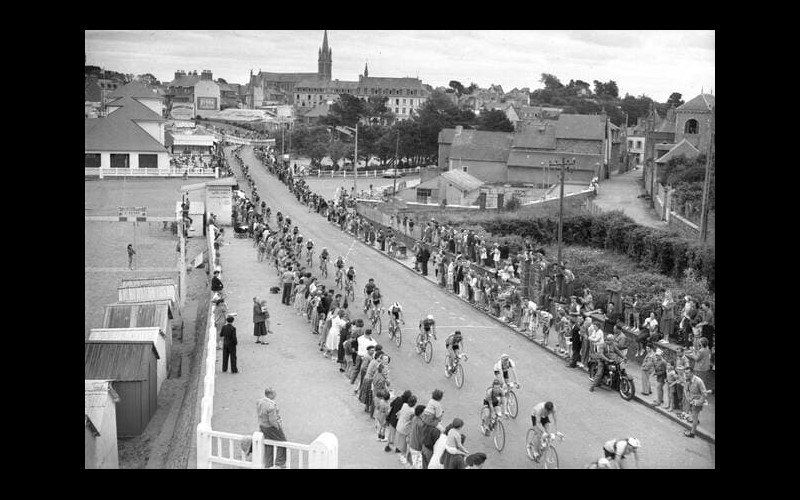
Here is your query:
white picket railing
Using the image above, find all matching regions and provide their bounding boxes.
[85,167,218,178]
[196,228,338,468]
[304,167,421,179]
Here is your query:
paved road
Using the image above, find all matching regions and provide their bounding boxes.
[211,147,714,469]
[594,169,670,230]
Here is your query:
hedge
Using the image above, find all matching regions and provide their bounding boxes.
[481,210,715,293]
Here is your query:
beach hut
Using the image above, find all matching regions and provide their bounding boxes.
[118,277,180,316]
[85,380,121,469]
[102,300,173,371]
[85,343,159,437]
[88,327,168,394]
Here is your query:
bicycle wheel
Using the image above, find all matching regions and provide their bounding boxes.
[543,446,559,469]
[493,418,506,451]
[444,355,453,378]
[394,325,402,348]
[375,314,382,335]
[454,363,464,388]
[525,428,539,461]
[479,406,491,436]
[507,390,519,418]
[423,341,433,363]
[415,333,423,354]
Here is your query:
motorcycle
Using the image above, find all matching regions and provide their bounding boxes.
[587,359,635,400]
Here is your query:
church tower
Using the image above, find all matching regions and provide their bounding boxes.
[318,30,332,81]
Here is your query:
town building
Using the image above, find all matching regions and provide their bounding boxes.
[84,93,170,170]
[164,70,221,119]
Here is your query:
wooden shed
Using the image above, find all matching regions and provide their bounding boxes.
[118,277,180,317]
[85,343,159,437]
[85,380,121,469]
[87,327,168,395]
[102,301,173,372]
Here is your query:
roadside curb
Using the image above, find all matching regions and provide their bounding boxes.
[344,233,716,445]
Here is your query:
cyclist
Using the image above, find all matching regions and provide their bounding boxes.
[276,211,283,225]
[481,379,505,435]
[306,238,314,255]
[363,278,377,312]
[370,286,382,313]
[345,266,357,294]
[295,233,304,254]
[444,330,465,374]
[493,354,519,389]
[602,437,641,469]
[335,255,345,272]
[419,314,437,344]
[528,401,562,460]
[388,301,404,333]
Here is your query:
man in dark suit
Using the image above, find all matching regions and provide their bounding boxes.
[211,270,224,294]
[220,316,239,373]
[420,245,431,276]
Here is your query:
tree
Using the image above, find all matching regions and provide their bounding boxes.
[217,77,228,85]
[593,80,619,98]
[449,80,466,96]
[476,109,515,132]
[540,73,564,90]
[620,94,654,126]
[135,73,161,86]
[291,126,330,166]
[666,92,684,108]
[322,94,366,127]
[467,82,479,94]
[365,95,392,125]
[327,140,352,170]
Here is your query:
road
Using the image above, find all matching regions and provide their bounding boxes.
[211,146,714,469]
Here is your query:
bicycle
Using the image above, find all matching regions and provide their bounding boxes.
[444,352,468,388]
[479,404,506,451]
[503,382,520,418]
[526,430,564,469]
[306,248,314,268]
[388,317,404,347]
[344,279,355,303]
[335,269,343,290]
[414,330,434,363]
[319,258,328,278]
[369,305,383,335]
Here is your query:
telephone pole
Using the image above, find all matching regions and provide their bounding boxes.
[699,107,715,244]
[548,157,577,266]
[393,129,400,196]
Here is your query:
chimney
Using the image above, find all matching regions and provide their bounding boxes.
[175,70,184,80]
[201,70,213,81]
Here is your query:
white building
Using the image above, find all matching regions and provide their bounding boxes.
[85,380,121,469]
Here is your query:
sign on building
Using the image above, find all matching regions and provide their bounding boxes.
[197,97,218,110]
[118,207,147,221]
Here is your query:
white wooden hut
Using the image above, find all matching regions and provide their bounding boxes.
[85,380,121,469]
[87,327,168,394]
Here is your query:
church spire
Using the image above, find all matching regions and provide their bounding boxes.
[318,30,332,81]
[364,60,369,78]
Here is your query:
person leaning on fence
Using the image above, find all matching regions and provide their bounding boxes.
[257,387,287,468]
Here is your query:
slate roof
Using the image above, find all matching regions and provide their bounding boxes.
[676,93,715,112]
[296,78,358,90]
[554,114,606,140]
[359,76,424,89]
[449,129,514,163]
[108,81,160,100]
[85,106,167,154]
[513,123,557,150]
[166,74,201,88]
[655,138,700,164]
[303,103,331,118]
[258,71,319,82]
[441,169,484,192]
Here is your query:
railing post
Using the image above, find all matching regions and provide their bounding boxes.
[196,421,212,468]
[251,431,264,469]
[308,432,338,469]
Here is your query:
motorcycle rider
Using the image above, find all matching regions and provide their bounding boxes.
[589,334,624,392]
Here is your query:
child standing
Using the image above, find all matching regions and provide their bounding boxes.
[374,390,391,442]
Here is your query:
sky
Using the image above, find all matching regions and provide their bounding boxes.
[85,30,714,103]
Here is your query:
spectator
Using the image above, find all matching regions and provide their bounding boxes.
[661,291,676,342]
[683,366,711,438]
[674,346,690,375]
[666,362,683,414]
[643,312,660,343]
[606,275,623,315]
[211,270,224,294]
[640,345,655,396]
[567,317,583,368]
[372,362,391,415]
[421,389,445,428]
[395,394,418,467]
[613,323,629,360]
[697,301,715,349]
[386,390,411,453]
[127,243,136,270]
[679,295,697,346]
[421,421,441,470]
[257,387,287,468]
[253,296,269,345]
[408,405,427,469]
[219,316,238,374]
[653,349,668,407]
[213,297,227,351]
[374,389,391,442]
[441,418,469,469]
[280,266,294,305]
[686,338,712,389]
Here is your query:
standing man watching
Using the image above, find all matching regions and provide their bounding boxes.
[220,315,238,373]
[211,270,224,295]
[257,387,287,468]
[127,244,136,270]
[281,266,294,305]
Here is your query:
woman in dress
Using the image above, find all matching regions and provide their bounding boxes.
[660,291,675,342]
[253,296,268,345]
[213,296,227,350]
[325,309,347,358]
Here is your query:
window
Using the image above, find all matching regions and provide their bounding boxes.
[402,108,406,114]
[628,140,633,148]
[396,99,400,105]
[403,99,406,104]
[462,166,468,173]
[636,140,642,149]
[417,188,431,203]
[395,108,399,114]
[85,153,101,168]
[684,119,699,134]
[110,153,129,169]
[139,154,158,169]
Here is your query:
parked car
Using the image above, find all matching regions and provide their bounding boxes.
[383,168,402,178]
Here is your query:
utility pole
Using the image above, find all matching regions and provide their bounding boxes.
[353,123,358,196]
[699,108,715,244]
[548,157,577,266]
[393,129,400,196]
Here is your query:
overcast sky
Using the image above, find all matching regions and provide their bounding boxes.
[85,30,714,103]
